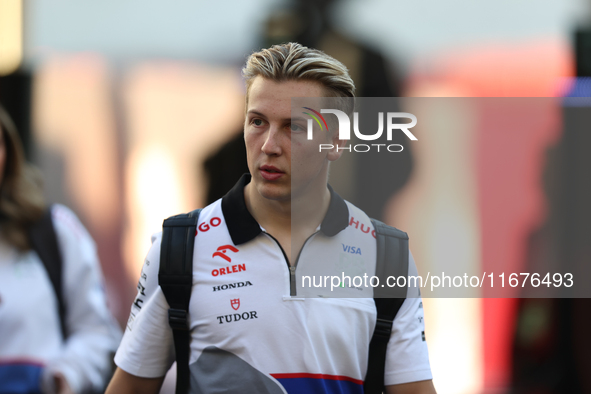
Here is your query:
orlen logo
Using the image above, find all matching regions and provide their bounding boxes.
[211,245,245,277]
[303,107,417,153]
[212,245,239,263]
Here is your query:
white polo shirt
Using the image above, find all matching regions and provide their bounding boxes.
[115,175,432,393]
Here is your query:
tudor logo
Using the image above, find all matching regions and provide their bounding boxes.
[231,298,240,310]
[216,311,258,324]
[213,245,239,262]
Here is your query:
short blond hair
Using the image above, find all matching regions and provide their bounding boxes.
[243,42,355,101]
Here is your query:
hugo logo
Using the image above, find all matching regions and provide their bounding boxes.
[212,245,239,262]
[197,217,222,233]
[349,217,376,239]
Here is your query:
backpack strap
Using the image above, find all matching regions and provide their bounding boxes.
[364,218,409,394]
[158,208,201,394]
[28,206,67,340]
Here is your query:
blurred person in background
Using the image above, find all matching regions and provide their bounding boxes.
[0,104,121,394]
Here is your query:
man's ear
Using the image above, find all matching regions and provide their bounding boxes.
[326,134,347,162]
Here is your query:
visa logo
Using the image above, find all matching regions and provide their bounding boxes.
[342,244,362,255]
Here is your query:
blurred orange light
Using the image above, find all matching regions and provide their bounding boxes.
[0,0,23,75]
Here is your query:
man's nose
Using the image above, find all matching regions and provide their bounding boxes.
[261,126,282,155]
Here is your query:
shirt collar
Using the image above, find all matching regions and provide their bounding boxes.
[221,173,349,245]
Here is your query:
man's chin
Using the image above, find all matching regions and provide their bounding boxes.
[256,184,291,203]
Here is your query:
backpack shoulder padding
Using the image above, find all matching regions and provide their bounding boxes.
[158,208,202,394]
[28,206,67,340]
[364,218,409,394]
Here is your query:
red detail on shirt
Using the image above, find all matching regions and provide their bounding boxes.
[270,373,363,386]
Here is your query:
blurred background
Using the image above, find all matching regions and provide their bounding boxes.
[1,0,590,392]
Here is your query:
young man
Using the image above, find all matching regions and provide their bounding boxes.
[107,42,436,394]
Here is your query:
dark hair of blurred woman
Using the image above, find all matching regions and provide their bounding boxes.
[0,104,45,250]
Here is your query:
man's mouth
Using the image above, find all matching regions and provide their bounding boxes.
[261,166,283,173]
[260,166,284,180]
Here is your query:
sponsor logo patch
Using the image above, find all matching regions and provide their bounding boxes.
[216,311,258,324]
[342,244,362,255]
[213,281,253,292]
[212,244,239,262]
[349,217,376,239]
[133,298,143,310]
[197,217,222,234]
[211,264,246,277]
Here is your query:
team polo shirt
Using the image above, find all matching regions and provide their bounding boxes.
[115,174,432,393]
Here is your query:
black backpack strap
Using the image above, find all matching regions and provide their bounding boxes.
[364,219,409,394]
[28,206,67,340]
[158,208,201,394]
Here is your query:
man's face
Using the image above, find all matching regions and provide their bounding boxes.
[244,76,342,203]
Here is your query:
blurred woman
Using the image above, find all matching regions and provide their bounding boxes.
[0,104,121,394]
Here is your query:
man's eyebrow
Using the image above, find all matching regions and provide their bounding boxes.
[245,111,307,123]
[246,110,267,118]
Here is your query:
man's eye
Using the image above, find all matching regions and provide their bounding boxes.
[290,123,303,132]
[252,118,264,126]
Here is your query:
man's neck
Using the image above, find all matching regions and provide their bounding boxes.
[244,181,332,263]
[290,186,332,236]
[244,183,330,236]
[245,184,331,233]
[245,189,291,234]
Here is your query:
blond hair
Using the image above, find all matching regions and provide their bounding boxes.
[0,104,45,250]
[243,42,355,103]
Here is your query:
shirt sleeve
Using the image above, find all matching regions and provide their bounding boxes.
[45,205,122,393]
[384,251,433,386]
[113,230,175,378]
